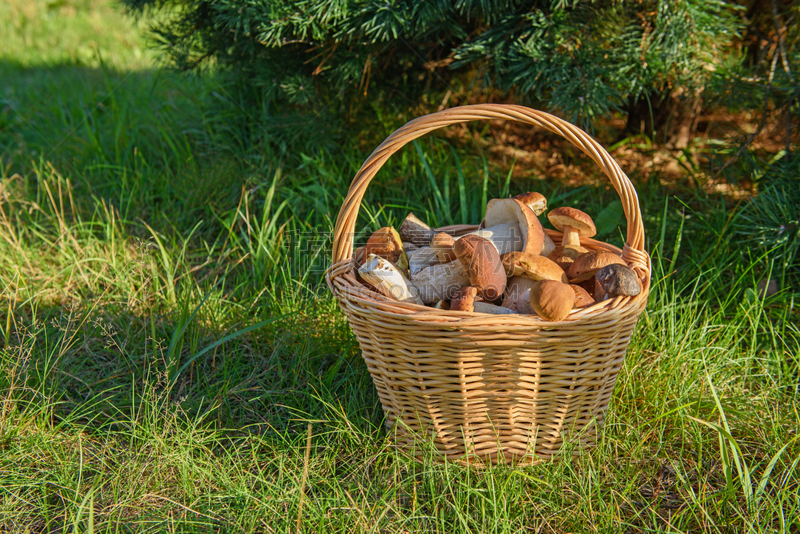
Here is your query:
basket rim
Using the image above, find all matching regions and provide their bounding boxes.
[330,104,649,280]
[326,226,651,325]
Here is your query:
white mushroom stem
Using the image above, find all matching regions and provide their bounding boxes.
[473,302,517,314]
[462,223,521,256]
[561,226,581,247]
[359,254,423,305]
[516,289,536,315]
[541,232,556,257]
[408,247,440,275]
[410,261,471,304]
[502,276,537,311]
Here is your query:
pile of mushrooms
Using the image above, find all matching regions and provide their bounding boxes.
[355,192,642,321]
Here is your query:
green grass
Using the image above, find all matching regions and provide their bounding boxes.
[1,1,799,532]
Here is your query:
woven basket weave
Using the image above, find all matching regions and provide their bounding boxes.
[325,104,651,466]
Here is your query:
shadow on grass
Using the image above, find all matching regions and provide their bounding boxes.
[1,297,381,443]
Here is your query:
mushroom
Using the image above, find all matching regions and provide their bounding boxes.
[529,280,575,321]
[399,213,434,247]
[410,260,471,304]
[450,287,477,312]
[512,192,547,216]
[547,207,596,249]
[453,234,507,301]
[501,252,568,283]
[359,254,423,305]
[548,244,587,271]
[571,284,595,308]
[463,223,523,256]
[567,251,626,282]
[593,279,606,303]
[515,288,536,315]
[365,227,407,269]
[501,276,538,312]
[541,233,557,258]
[546,207,595,271]
[430,232,458,263]
[483,197,544,255]
[594,264,642,298]
[452,286,517,314]
[408,247,440,275]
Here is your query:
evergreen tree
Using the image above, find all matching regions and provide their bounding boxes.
[123,0,786,146]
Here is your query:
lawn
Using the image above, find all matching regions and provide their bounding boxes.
[1,1,798,532]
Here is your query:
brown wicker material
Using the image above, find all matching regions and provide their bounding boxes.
[325,104,651,466]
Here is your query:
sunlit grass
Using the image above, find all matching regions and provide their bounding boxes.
[1,1,799,532]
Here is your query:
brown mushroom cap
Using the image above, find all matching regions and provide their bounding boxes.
[571,284,595,308]
[530,280,575,321]
[595,264,642,297]
[365,227,407,267]
[430,232,457,262]
[547,207,597,237]
[501,252,568,283]
[594,278,605,302]
[513,192,547,216]
[450,286,477,312]
[567,251,626,282]
[399,213,434,247]
[548,244,589,270]
[453,235,507,301]
[484,198,544,255]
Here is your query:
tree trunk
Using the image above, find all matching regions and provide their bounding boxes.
[625,88,703,148]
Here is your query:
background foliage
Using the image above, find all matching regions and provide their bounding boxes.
[1,0,799,531]
[120,0,799,144]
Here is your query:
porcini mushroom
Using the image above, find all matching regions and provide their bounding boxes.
[451,286,517,314]
[530,280,575,321]
[571,284,595,308]
[549,244,588,271]
[408,247,440,275]
[399,213,434,246]
[453,234,507,301]
[411,260,471,304]
[365,227,407,269]
[567,251,626,282]
[483,197,544,255]
[501,276,538,312]
[450,286,477,312]
[513,192,547,216]
[501,252,568,283]
[359,254,423,305]
[594,264,642,298]
[548,207,596,249]
[430,232,458,263]
[541,233,557,258]
[464,223,523,256]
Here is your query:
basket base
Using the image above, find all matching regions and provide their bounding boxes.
[384,404,604,467]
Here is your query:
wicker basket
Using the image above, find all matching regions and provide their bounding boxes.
[325,104,651,466]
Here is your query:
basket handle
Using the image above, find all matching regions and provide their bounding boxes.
[331,104,649,275]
